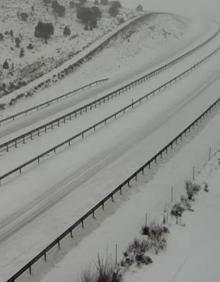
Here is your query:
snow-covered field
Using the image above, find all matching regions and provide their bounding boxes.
[37,92,220,282]
[0,3,220,282]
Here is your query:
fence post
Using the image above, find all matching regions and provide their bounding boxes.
[171,186,174,202]
[115,244,118,267]
[192,166,195,181]
[208,147,212,161]
[145,212,148,226]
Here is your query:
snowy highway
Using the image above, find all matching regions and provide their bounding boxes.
[1,15,220,282]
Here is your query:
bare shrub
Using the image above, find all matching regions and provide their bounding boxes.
[185,180,201,200]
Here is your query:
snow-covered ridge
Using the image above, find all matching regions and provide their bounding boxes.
[0,0,138,97]
[0,12,146,110]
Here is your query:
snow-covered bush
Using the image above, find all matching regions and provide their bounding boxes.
[80,255,122,282]
[136,4,143,12]
[20,12,29,22]
[27,43,34,49]
[185,180,201,201]
[15,37,21,48]
[3,60,9,69]
[63,26,71,36]
[0,103,6,110]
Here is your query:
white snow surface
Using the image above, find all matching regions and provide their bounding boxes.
[39,89,220,282]
[121,0,220,21]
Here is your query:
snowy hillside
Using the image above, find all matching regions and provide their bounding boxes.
[0,0,137,98]
[0,12,191,114]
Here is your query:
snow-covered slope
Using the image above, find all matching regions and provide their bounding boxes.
[0,0,137,98]
[0,13,206,116]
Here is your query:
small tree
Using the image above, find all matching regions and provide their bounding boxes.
[3,60,9,69]
[19,48,24,58]
[91,6,102,19]
[111,1,122,9]
[52,1,66,17]
[9,30,14,37]
[77,7,97,30]
[0,33,4,41]
[100,0,108,5]
[20,12,28,21]
[27,43,34,49]
[15,37,21,48]
[109,4,119,17]
[94,0,99,5]
[43,0,51,5]
[63,26,71,36]
[34,21,54,43]
[79,0,87,5]
[69,1,75,8]
[136,4,143,12]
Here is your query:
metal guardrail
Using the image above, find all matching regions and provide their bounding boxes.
[6,79,220,282]
[1,28,220,154]
[0,78,108,126]
[0,44,219,184]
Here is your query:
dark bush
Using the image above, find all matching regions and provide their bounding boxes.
[63,26,71,36]
[91,6,102,19]
[43,0,51,5]
[20,12,28,21]
[34,21,54,43]
[19,48,24,58]
[69,0,75,8]
[101,0,108,5]
[136,4,143,12]
[111,1,122,9]
[52,1,66,17]
[15,37,21,48]
[27,43,34,49]
[77,6,98,30]
[0,103,6,110]
[3,60,9,69]
[0,33,3,41]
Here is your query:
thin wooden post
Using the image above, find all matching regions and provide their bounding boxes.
[171,186,174,202]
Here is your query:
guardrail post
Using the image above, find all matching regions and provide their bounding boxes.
[92,209,95,218]
[29,265,32,275]
[44,251,47,262]
[81,219,84,228]
[135,174,138,182]
[70,229,73,238]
